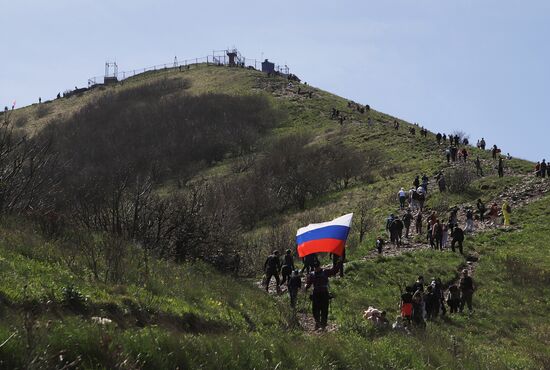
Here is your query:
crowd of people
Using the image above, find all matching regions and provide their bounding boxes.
[262,249,345,330]
[259,118,538,332]
[535,159,549,177]
[398,270,476,329]
[377,172,515,256]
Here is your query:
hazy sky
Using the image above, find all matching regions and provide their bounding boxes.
[1,0,549,161]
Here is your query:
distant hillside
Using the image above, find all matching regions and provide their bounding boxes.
[0,63,547,369]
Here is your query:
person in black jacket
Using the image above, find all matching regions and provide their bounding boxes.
[281,249,295,285]
[287,270,302,308]
[459,270,475,313]
[403,209,414,238]
[451,227,465,254]
[264,251,282,293]
[477,199,486,222]
[305,262,335,330]
[389,216,404,247]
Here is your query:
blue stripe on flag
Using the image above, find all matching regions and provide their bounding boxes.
[296,225,350,245]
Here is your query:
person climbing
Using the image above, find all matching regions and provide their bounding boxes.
[386,214,395,239]
[492,145,499,160]
[535,162,541,176]
[376,236,385,254]
[400,286,414,324]
[451,226,465,254]
[389,216,404,246]
[480,137,486,150]
[541,159,547,178]
[461,148,468,162]
[459,269,475,314]
[433,220,443,250]
[451,146,458,162]
[287,269,302,309]
[415,211,423,235]
[398,187,407,209]
[281,249,295,285]
[477,199,486,222]
[436,133,442,145]
[448,208,458,231]
[432,278,446,316]
[488,202,499,220]
[421,174,429,194]
[411,289,425,327]
[413,175,420,189]
[301,253,319,274]
[445,147,451,163]
[305,261,334,330]
[427,221,435,248]
[446,284,461,313]
[416,187,426,211]
[264,250,282,293]
[441,223,449,249]
[475,156,483,176]
[502,200,511,227]
[465,209,474,233]
[424,285,437,320]
[428,211,437,226]
[403,209,413,238]
[409,187,418,211]
[498,157,504,178]
[412,276,424,294]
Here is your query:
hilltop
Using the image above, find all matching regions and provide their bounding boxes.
[0,63,548,369]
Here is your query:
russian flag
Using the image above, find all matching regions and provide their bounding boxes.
[296,213,353,258]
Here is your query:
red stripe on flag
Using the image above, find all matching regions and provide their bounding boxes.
[297,238,345,258]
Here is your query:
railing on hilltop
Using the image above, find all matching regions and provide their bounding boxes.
[87,54,290,87]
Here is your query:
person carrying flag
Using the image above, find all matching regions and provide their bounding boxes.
[305,261,335,330]
[297,213,353,329]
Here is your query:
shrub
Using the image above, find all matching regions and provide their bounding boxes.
[14,116,28,127]
[61,284,87,309]
[35,104,52,118]
[446,165,476,193]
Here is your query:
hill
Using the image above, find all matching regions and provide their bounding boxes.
[0,63,548,369]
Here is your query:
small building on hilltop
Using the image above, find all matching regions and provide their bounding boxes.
[261,59,275,73]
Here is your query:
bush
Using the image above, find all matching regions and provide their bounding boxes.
[446,165,476,193]
[61,284,87,309]
[14,116,28,128]
[35,104,52,118]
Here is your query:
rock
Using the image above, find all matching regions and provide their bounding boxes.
[466,253,479,262]
[91,317,113,325]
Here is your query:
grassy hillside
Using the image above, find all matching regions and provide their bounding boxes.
[1,64,547,369]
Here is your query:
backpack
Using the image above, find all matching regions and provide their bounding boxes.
[505,204,512,213]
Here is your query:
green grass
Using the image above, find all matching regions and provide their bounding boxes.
[2,64,548,369]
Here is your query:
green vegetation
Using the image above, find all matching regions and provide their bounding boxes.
[0,64,547,369]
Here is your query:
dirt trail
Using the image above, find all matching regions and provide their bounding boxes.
[256,273,339,334]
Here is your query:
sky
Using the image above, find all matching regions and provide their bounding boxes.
[1,0,549,161]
